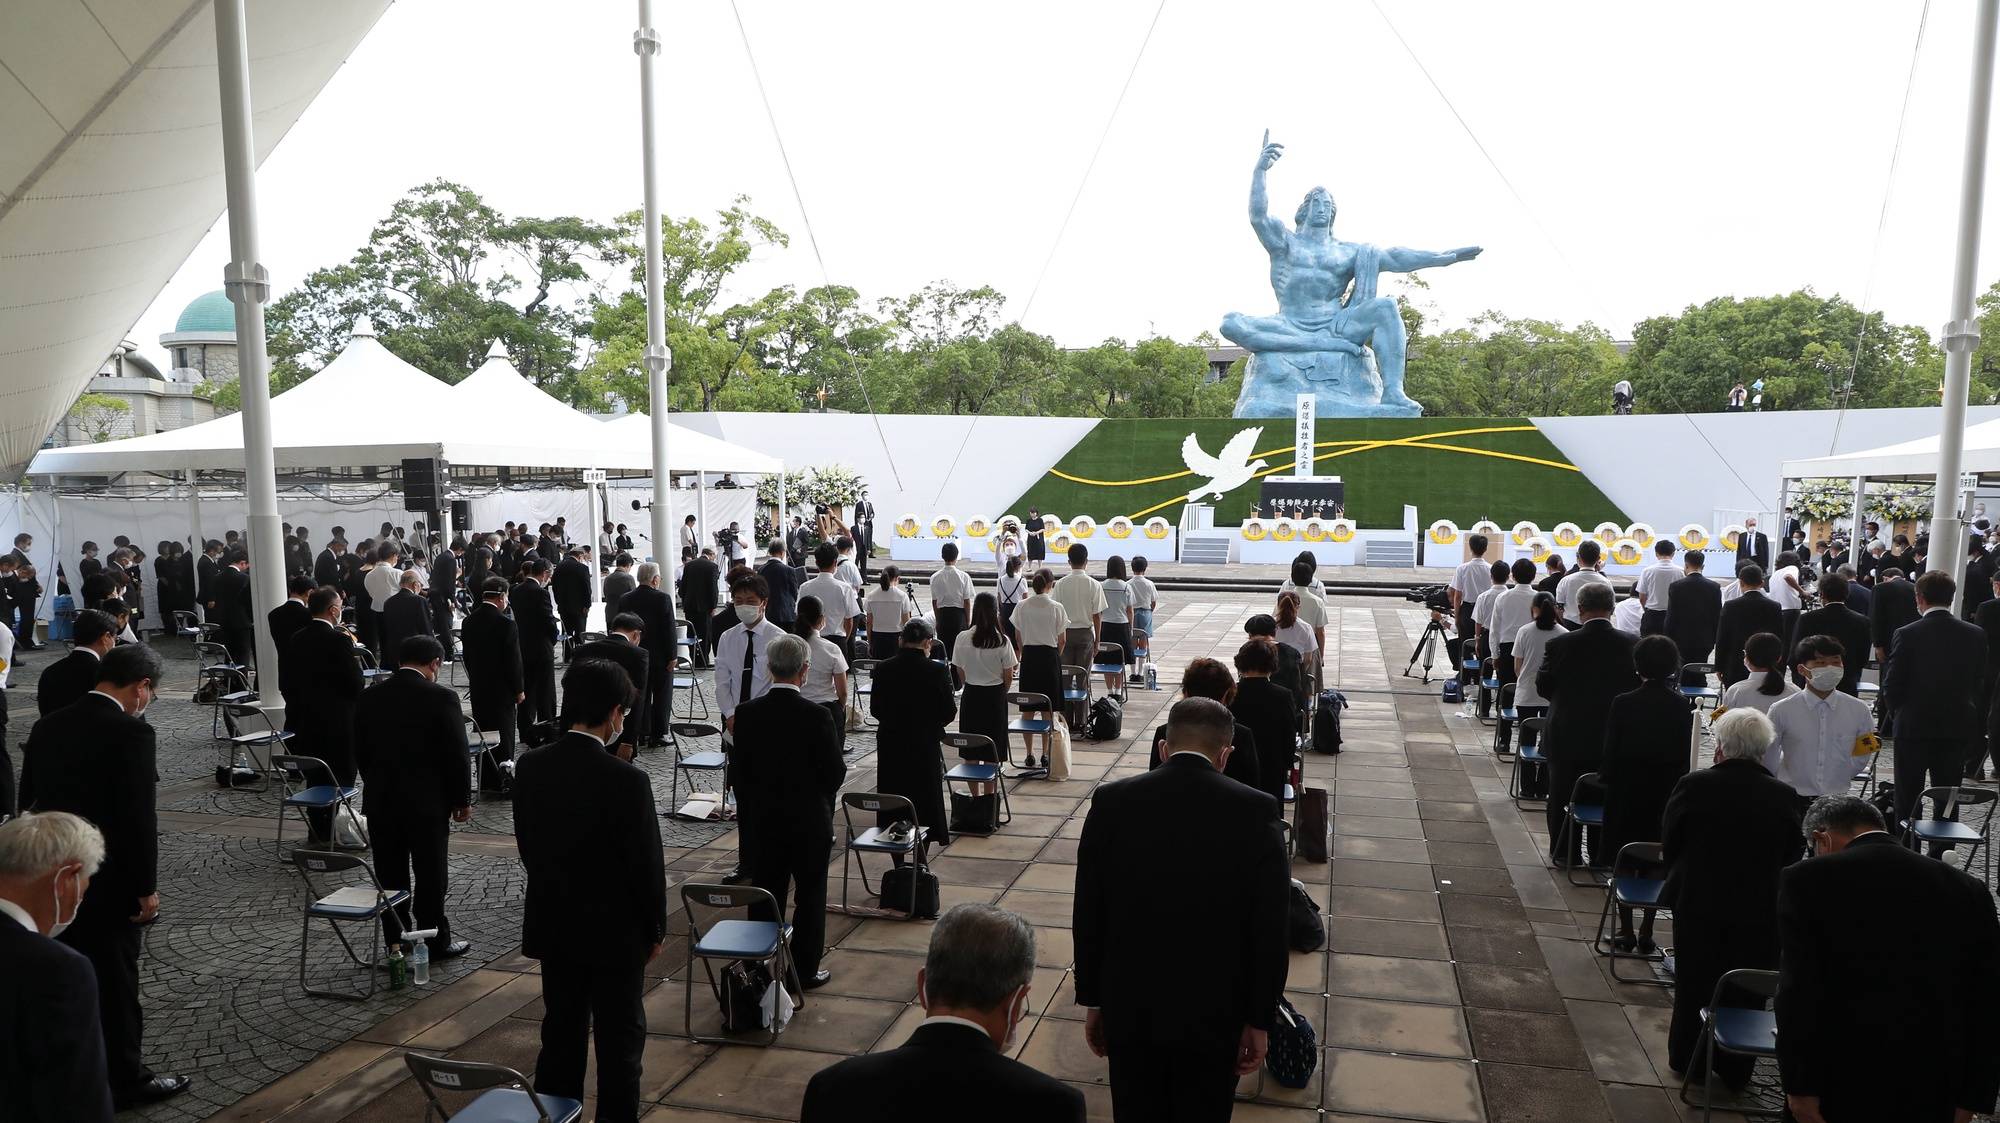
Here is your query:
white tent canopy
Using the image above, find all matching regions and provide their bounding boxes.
[1780,416,2000,482]
[25,323,781,478]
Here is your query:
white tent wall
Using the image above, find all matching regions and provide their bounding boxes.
[463,485,752,564]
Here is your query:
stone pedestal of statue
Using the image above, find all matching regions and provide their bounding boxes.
[1234,349,1422,418]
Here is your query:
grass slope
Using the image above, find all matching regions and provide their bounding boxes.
[1003,417,1627,528]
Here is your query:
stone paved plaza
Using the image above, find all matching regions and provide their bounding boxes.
[49,592,1976,1122]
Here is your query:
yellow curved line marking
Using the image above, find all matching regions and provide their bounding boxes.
[1047,425,1540,487]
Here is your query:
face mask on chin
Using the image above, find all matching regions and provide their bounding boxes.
[1807,664,1844,692]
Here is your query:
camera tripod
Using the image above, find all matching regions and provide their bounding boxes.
[1404,613,1452,683]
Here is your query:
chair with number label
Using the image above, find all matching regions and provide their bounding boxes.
[679,882,795,1045]
[839,792,928,916]
[293,850,407,1000]
[942,732,1010,835]
[405,1054,581,1123]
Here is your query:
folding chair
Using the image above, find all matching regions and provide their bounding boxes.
[292,850,407,1000]
[942,732,1010,836]
[1552,771,1608,886]
[674,617,697,657]
[1679,663,1720,711]
[679,882,795,1045]
[216,701,290,791]
[1059,664,1091,731]
[672,655,709,720]
[839,792,928,916]
[354,642,392,685]
[1903,786,1995,880]
[1091,642,1128,700]
[193,640,253,739]
[850,657,879,728]
[405,1054,581,1123]
[171,609,209,646]
[1475,657,1501,723]
[466,716,511,805]
[1491,683,1518,755]
[272,754,363,864]
[1006,691,1054,779]
[667,722,729,820]
[1592,842,1670,985]
[1510,717,1548,806]
[1678,968,1782,1122]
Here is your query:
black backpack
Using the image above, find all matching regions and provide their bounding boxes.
[1086,695,1123,741]
[1287,879,1325,951]
[1312,689,1348,754]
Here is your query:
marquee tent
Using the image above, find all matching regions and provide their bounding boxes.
[1780,416,2000,483]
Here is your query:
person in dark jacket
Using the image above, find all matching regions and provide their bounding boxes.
[378,570,435,669]
[460,578,524,787]
[512,659,665,1123]
[1659,708,1802,1087]
[429,538,461,660]
[757,540,802,633]
[801,904,1084,1122]
[35,609,117,717]
[677,550,720,667]
[267,576,315,656]
[1228,639,1297,803]
[279,587,365,832]
[615,563,677,746]
[1149,657,1262,792]
[1662,550,1721,682]
[551,546,593,657]
[1789,572,1872,696]
[1884,570,1987,849]
[211,549,254,667]
[1598,635,1692,951]
[1777,795,2000,1123]
[569,615,650,758]
[1535,582,1638,867]
[1869,565,1920,665]
[314,538,345,588]
[870,619,957,855]
[510,560,559,734]
[1713,565,1783,688]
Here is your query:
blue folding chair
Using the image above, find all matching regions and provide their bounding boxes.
[680,882,794,1045]
[839,792,928,917]
[1552,771,1607,886]
[942,732,1010,835]
[1491,682,1518,755]
[1679,662,1720,710]
[1006,691,1054,779]
[1593,842,1670,985]
[272,754,362,864]
[850,657,879,728]
[292,850,406,1000]
[1902,786,1995,880]
[667,722,728,820]
[1678,968,1781,1121]
[1509,717,1547,807]
[405,1054,581,1123]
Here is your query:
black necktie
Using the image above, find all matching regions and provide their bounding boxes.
[740,629,756,707]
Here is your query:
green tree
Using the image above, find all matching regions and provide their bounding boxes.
[66,392,130,442]
[1404,312,1624,416]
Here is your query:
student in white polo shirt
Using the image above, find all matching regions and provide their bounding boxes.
[1764,634,1876,810]
[1052,545,1104,672]
[1555,540,1613,626]
[1635,539,1679,636]
[929,543,974,671]
[1449,533,1494,673]
[800,543,861,662]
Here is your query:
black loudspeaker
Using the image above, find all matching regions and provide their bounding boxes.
[403,457,448,512]
[450,499,471,533]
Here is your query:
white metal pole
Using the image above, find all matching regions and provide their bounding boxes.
[213,0,284,682]
[1930,0,2000,605]
[1850,475,1868,565]
[635,1,673,581]
[699,471,709,559]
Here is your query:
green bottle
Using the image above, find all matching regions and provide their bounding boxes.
[387,944,409,991]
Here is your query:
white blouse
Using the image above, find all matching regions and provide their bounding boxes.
[864,587,910,632]
[952,633,1020,687]
[1101,579,1132,624]
[1012,594,1070,648]
[802,632,849,704]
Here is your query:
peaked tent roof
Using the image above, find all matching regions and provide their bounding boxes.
[1780,416,2000,482]
[451,340,617,448]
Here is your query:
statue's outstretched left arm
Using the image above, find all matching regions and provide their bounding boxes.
[1380,245,1482,272]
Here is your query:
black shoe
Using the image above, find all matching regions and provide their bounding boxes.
[1612,934,1637,953]
[719,870,749,885]
[432,939,473,960]
[802,969,833,990]
[116,1075,192,1109]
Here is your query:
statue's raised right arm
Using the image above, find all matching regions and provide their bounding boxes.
[1249,130,1288,253]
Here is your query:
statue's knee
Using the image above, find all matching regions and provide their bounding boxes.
[1220,312,1249,339]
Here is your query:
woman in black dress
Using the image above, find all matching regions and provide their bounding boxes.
[1600,634,1693,951]
[1024,506,1046,564]
[870,618,957,854]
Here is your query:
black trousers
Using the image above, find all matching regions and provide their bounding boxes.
[559,609,587,657]
[935,607,966,669]
[519,649,556,732]
[61,917,148,1092]
[1106,1040,1239,1123]
[1545,759,1600,866]
[372,814,451,948]
[644,664,672,741]
[1893,735,1965,855]
[685,604,715,666]
[222,625,254,670]
[750,823,832,977]
[429,598,455,659]
[822,699,847,752]
[1449,603,1475,678]
[535,950,648,1123]
[1640,608,1666,636]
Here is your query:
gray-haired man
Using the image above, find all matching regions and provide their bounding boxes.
[801,904,1084,1120]
[0,812,116,1122]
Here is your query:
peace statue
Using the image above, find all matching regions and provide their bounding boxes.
[1221,132,1481,418]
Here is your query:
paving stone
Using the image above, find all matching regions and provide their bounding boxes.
[665,1046,843,1116]
[1324,1049,1484,1122]
[1329,858,1440,891]
[1326,995,1472,1058]
[1327,917,1452,961]
[1328,953,1462,1006]
[1331,835,1434,863]
[1465,1007,1592,1069]
[1335,813,1430,839]
[1455,964,1566,1013]
[1478,1061,1612,1122]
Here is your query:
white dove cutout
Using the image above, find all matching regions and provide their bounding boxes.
[1182,427,1270,503]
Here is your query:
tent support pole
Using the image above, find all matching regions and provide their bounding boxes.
[186,468,203,607]
[778,471,786,553]
[634,0,673,581]
[1851,476,1868,562]
[699,472,709,554]
[1932,0,1999,610]
[214,0,284,685]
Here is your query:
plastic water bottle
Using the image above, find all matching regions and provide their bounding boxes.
[411,942,429,986]
[1145,662,1158,691]
[387,945,408,991]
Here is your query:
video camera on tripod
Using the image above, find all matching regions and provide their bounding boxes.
[1403,584,1454,682]
[1405,584,1452,615]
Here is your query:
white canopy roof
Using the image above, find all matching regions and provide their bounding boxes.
[0,0,394,476]
[1779,416,2000,481]
[26,323,781,477]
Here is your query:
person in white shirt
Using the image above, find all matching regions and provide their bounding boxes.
[1449,533,1495,673]
[1011,569,1070,769]
[800,544,861,661]
[1763,634,1875,803]
[1052,545,1105,672]
[995,555,1029,649]
[714,570,788,736]
[1470,560,1510,663]
[952,594,1019,796]
[1490,559,1540,694]
[1613,594,1644,635]
[363,541,406,628]
[930,543,975,670]
[797,594,851,750]
[864,567,914,661]
[1279,558,1328,655]
[1555,540,1614,625]
[1510,592,1560,777]
[1273,590,1319,676]
[1769,550,1805,640]
[1099,557,1135,681]
[1718,632,1798,715]
[1635,540,1679,636]
[1128,555,1159,662]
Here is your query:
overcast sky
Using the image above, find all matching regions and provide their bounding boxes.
[131,0,1990,371]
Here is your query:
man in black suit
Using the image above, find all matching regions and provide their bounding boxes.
[1965,539,1996,622]
[514,659,665,1123]
[731,634,844,986]
[1869,565,1920,665]
[19,646,191,1109]
[1074,697,1288,1121]
[510,559,559,735]
[676,550,719,667]
[279,587,365,836]
[314,538,346,588]
[0,811,117,1123]
[211,547,254,668]
[1714,565,1784,688]
[1777,795,2000,1123]
[1735,516,1770,575]
[1534,582,1638,867]
[1790,573,1872,695]
[802,904,1085,1122]
[379,569,434,669]
[460,577,525,788]
[1663,550,1722,684]
[430,538,461,660]
[267,576,314,656]
[570,614,650,758]
[785,516,810,568]
[1659,709,1802,1086]
[617,562,677,745]
[352,635,473,960]
[552,545,594,658]
[1884,570,1987,849]
[35,609,117,717]
[757,540,802,633]
[194,539,222,617]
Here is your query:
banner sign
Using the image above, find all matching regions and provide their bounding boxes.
[1258,477,1345,520]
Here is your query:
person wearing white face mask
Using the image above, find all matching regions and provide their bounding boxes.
[801,904,1085,1120]
[17,644,188,1110]
[0,811,116,1122]
[1763,634,1878,810]
[713,570,788,884]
